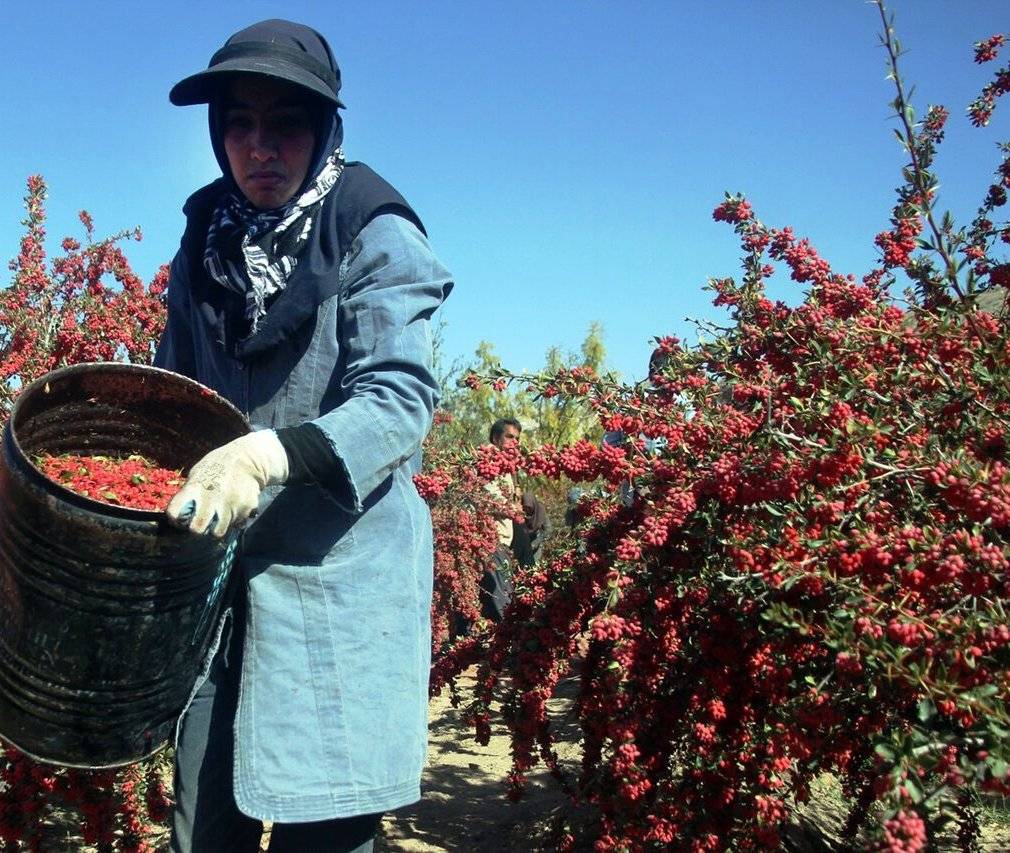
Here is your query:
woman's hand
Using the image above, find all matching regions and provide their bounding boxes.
[166,431,289,537]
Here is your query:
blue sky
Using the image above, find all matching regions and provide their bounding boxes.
[2,1,1007,382]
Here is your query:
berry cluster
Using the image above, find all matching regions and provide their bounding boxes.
[36,453,183,511]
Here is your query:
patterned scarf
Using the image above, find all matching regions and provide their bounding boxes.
[204,148,345,331]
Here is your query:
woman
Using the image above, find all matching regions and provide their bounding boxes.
[155,19,453,853]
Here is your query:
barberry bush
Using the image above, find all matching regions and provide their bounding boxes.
[416,410,504,658]
[423,5,1010,851]
[0,176,171,851]
[3,175,166,417]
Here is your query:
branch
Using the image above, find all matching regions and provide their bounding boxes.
[876,1,966,300]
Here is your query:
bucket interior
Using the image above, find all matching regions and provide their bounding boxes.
[10,363,249,514]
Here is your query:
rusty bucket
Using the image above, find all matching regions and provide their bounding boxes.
[0,362,249,767]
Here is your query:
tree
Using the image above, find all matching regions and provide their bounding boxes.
[436,323,610,451]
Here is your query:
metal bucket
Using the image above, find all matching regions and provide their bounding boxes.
[0,362,249,767]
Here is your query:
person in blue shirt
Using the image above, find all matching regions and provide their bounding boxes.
[155,19,452,852]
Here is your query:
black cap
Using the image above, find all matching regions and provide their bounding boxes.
[170,19,345,108]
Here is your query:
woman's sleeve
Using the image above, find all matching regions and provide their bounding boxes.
[299,212,453,513]
[153,250,199,380]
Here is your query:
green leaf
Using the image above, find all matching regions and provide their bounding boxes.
[988,722,1010,739]
[903,774,924,804]
[875,743,895,762]
[970,683,999,700]
[917,699,936,723]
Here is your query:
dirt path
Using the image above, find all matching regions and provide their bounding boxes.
[377,669,587,852]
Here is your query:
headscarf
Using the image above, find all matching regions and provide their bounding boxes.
[202,147,344,331]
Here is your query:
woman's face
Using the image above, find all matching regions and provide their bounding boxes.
[221,76,315,209]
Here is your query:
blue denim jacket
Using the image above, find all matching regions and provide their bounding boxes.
[155,212,452,822]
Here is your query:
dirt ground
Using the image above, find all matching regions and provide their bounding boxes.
[376,668,588,853]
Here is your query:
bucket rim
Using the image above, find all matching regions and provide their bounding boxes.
[7,362,249,522]
[0,727,170,770]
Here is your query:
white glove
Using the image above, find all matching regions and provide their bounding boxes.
[167,430,289,538]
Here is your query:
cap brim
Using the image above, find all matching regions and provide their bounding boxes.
[169,60,345,108]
